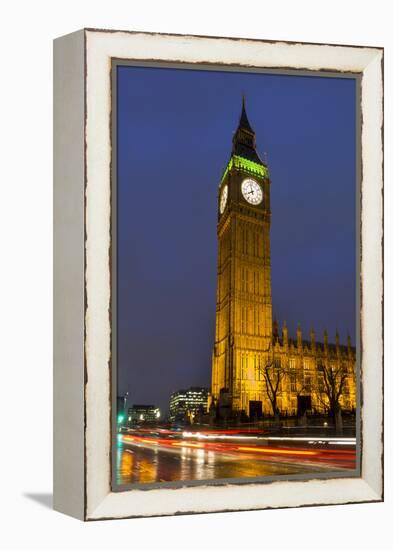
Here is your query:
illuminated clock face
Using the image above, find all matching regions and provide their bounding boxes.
[241,178,263,205]
[220,185,228,214]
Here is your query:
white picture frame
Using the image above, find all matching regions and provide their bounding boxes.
[53,28,383,521]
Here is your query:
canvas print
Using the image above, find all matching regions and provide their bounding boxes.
[113,64,358,489]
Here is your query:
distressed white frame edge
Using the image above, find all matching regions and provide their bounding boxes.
[53,29,86,521]
[78,29,382,520]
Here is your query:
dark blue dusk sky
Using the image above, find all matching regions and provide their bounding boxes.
[116,65,357,414]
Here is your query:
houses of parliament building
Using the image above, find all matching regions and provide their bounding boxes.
[210,99,356,419]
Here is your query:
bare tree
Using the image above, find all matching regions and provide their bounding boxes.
[315,363,348,433]
[262,360,286,424]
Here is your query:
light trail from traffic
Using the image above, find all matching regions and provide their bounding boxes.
[116,427,356,484]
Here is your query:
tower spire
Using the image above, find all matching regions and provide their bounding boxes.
[231,96,261,163]
[239,94,254,133]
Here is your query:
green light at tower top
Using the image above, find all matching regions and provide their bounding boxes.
[220,154,269,184]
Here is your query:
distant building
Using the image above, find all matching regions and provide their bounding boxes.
[128,404,161,424]
[169,387,210,423]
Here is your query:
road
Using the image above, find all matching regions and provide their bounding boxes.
[116,427,356,485]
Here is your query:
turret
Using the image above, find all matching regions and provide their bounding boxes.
[347,332,353,359]
[297,323,302,350]
[310,326,316,351]
[273,318,279,342]
[335,329,341,358]
[323,329,328,353]
[283,320,288,347]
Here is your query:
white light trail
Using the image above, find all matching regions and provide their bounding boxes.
[181,431,356,445]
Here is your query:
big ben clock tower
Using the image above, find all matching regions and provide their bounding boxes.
[211,98,273,418]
